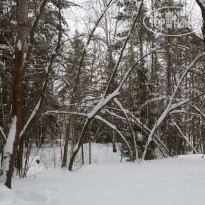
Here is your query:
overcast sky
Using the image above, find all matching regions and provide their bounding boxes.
[63,0,203,39]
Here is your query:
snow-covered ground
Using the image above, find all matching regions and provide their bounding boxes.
[0,154,205,205]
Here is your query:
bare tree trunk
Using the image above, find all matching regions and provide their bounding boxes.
[69,120,74,157]
[112,130,117,153]
[81,143,84,165]
[89,128,91,164]
[1,0,29,189]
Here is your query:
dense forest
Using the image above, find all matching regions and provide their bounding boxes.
[0,0,205,191]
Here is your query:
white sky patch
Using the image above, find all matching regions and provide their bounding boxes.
[63,0,203,41]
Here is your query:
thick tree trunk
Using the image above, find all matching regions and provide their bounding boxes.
[1,0,29,189]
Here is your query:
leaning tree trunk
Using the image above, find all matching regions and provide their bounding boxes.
[1,0,29,189]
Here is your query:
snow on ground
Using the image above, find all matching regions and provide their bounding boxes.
[0,154,205,205]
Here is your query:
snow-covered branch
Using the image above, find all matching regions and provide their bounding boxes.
[128,112,170,156]
[114,98,138,160]
[20,99,41,138]
[105,109,126,121]
[94,115,132,156]
[106,108,168,157]
[139,96,167,110]
[87,90,120,119]
[174,122,198,154]
[170,93,205,111]
[189,104,205,119]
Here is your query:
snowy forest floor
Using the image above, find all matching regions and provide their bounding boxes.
[0,154,205,205]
